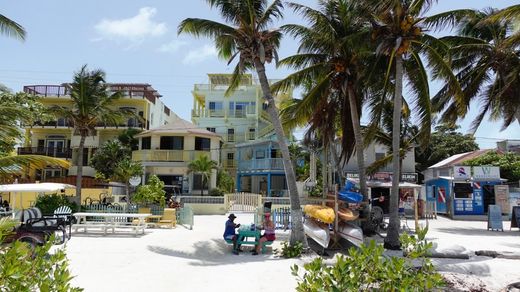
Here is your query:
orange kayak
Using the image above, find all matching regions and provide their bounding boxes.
[304,205,335,224]
[338,207,359,221]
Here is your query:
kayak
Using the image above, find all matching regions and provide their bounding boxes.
[338,189,363,203]
[337,207,359,221]
[303,218,330,248]
[337,222,364,247]
[304,205,335,224]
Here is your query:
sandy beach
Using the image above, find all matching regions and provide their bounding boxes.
[64,214,520,292]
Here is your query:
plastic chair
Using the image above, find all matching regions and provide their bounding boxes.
[156,208,176,228]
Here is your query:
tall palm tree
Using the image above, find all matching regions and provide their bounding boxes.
[274,1,370,205]
[430,7,520,131]
[362,0,462,249]
[53,65,128,205]
[0,14,25,41]
[187,155,218,196]
[178,0,306,246]
[112,159,143,202]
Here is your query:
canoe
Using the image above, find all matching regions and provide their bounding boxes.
[337,189,363,203]
[304,205,335,224]
[337,222,363,247]
[338,207,359,221]
[303,218,330,248]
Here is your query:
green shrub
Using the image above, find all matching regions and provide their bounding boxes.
[292,227,444,291]
[209,188,224,196]
[0,218,82,291]
[276,241,304,258]
[35,193,77,215]
[133,175,165,207]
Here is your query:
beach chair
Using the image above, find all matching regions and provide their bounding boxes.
[132,207,151,225]
[156,208,176,228]
[54,205,74,239]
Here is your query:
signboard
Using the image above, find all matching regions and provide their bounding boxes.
[511,206,520,230]
[346,172,359,179]
[487,205,503,231]
[371,172,391,182]
[401,173,418,183]
[494,185,509,214]
[453,166,471,180]
[473,166,500,180]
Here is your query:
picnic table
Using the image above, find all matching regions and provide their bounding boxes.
[72,212,151,236]
[226,224,273,254]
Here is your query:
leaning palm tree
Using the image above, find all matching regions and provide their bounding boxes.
[274,0,370,205]
[179,0,306,246]
[361,0,462,249]
[53,65,128,205]
[429,7,520,131]
[0,14,25,41]
[187,155,218,196]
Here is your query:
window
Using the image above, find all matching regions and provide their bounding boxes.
[227,129,235,142]
[453,183,473,199]
[44,168,62,179]
[141,137,151,150]
[160,136,184,150]
[227,152,234,160]
[207,127,216,133]
[209,102,223,117]
[195,137,210,151]
[375,152,386,161]
[248,128,256,140]
[256,150,265,159]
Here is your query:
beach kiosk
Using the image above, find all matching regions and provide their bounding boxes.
[425,166,504,218]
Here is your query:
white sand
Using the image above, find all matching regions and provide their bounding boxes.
[64,214,520,292]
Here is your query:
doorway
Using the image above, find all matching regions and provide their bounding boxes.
[371,187,390,214]
[482,185,495,213]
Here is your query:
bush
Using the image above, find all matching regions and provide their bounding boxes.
[133,175,165,207]
[292,227,444,291]
[35,193,78,215]
[276,241,304,258]
[209,188,224,196]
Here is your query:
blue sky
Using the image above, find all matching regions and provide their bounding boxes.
[2,0,519,148]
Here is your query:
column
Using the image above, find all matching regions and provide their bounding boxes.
[267,173,271,197]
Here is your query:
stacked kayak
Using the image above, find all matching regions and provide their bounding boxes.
[303,205,335,224]
[336,222,363,247]
[338,207,359,221]
[303,218,330,248]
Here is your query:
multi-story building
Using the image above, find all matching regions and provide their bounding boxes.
[19,84,176,184]
[132,118,221,195]
[190,73,292,190]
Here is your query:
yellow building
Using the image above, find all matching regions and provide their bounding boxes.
[132,118,221,195]
[19,84,176,185]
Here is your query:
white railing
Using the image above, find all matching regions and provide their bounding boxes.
[238,158,284,171]
[179,196,225,204]
[226,192,262,212]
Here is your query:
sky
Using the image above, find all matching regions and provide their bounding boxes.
[2,0,519,149]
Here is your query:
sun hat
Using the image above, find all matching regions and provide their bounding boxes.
[228,213,237,219]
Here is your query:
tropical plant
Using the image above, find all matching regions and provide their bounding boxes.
[187,155,218,196]
[132,175,165,207]
[217,170,234,193]
[178,0,306,247]
[0,14,25,41]
[275,241,303,258]
[112,159,143,202]
[117,128,142,150]
[0,218,82,291]
[52,65,131,205]
[275,0,370,205]
[361,0,462,249]
[35,193,78,214]
[430,7,520,131]
[90,140,131,180]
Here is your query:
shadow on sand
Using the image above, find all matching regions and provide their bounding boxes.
[147,238,284,266]
[71,231,150,239]
[435,227,520,237]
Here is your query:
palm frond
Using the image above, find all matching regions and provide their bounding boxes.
[0,14,25,41]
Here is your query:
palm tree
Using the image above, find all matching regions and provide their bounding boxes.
[274,0,370,205]
[112,159,143,202]
[362,0,462,249]
[178,0,306,246]
[187,155,218,196]
[53,65,129,205]
[0,14,25,41]
[430,7,520,131]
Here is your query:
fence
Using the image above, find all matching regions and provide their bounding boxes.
[177,205,194,230]
[254,206,292,230]
[226,193,262,212]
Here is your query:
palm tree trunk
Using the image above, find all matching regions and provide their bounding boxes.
[347,87,368,200]
[75,134,86,207]
[385,56,403,250]
[328,136,345,184]
[125,182,130,203]
[254,58,307,247]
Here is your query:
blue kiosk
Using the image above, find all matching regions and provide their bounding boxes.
[425,166,504,217]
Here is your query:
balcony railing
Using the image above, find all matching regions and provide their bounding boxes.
[222,159,237,168]
[17,147,72,158]
[132,150,214,162]
[192,106,257,119]
[237,158,284,171]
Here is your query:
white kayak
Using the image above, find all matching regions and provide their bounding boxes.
[303,218,330,248]
[337,222,364,247]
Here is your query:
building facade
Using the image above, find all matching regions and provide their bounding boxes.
[19,84,176,183]
[132,118,221,195]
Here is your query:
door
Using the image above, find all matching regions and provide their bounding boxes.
[46,140,64,157]
[482,185,495,213]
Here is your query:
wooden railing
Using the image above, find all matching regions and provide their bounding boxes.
[132,150,213,162]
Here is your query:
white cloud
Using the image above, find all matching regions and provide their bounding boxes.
[182,44,218,64]
[157,40,188,53]
[94,7,167,41]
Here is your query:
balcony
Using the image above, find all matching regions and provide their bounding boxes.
[24,85,70,97]
[70,136,99,148]
[192,106,257,119]
[17,147,72,158]
[238,158,284,171]
[222,159,237,169]
[132,150,211,162]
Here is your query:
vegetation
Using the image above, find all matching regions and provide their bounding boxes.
[187,155,218,196]
[217,170,234,193]
[179,0,307,247]
[276,241,304,258]
[208,188,225,197]
[34,193,78,214]
[0,14,26,41]
[292,228,443,291]
[112,159,143,201]
[90,140,131,180]
[464,151,520,183]
[0,218,82,291]
[132,175,165,207]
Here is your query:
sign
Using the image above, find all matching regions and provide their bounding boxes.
[487,205,503,231]
[453,166,471,180]
[511,206,520,230]
[494,185,509,214]
[473,166,500,180]
[346,172,359,179]
[438,187,446,203]
[401,173,418,183]
[371,172,391,182]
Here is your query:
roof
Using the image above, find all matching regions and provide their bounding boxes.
[135,118,221,138]
[428,149,492,169]
[0,183,75,192]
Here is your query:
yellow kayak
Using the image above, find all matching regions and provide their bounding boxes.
[304,205,335,224]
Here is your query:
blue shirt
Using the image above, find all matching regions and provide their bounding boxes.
[223,219,237,238]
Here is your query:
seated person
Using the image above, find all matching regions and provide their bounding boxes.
[253,213,275,255]
[223,213,241,255]
[2,200,9,211]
